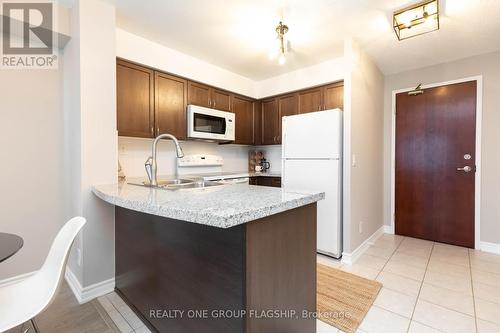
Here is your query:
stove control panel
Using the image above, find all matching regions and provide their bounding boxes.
[177,154,224,167]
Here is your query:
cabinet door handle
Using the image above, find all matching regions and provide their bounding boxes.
[151,126,154,136]
[208,99,211,107]
[213,100,216,108]
[157,127,160,135]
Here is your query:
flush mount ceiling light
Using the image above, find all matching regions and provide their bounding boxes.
[269,21,289,65]
[393,0,440,40]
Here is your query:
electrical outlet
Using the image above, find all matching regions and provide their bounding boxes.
[359,221,364,234]
[77,248,82,266]
[352,154,357,167]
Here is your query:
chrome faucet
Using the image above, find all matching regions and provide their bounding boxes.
[145,133,184,186]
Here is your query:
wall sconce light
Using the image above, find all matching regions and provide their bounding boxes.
[393,0,440,40]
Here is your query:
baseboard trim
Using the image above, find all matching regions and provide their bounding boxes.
[341,226,385,265]
[0,271,37,288]
[65,268,115,304]
[383,225,394,234]
[479,241,500,255]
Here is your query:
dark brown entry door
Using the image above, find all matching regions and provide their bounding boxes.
[395,81,476,248]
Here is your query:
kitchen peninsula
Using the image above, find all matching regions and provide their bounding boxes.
[92,181,324,333]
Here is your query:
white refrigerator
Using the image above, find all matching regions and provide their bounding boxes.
[282,109,343,258]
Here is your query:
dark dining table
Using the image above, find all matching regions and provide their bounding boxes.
[0,233,23,263]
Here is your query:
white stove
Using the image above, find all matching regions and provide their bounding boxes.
[177,155,250,184]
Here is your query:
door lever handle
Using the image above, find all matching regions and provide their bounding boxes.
[457,166,472,173]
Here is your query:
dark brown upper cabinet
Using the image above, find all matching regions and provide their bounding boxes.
[323,83,344,110]
[155,72,187,140]
[276,94,298,145]
[232,95,254,145]
[261,98,280,145]
[188,81,232,111]
[297,83,343,114]
[116,58,344,146]
[297,87,323,114]
[278,94,298,118]
[117,60,155,138]
[187,81,211,108]
[253,100,262,146]
[212,89,232,112]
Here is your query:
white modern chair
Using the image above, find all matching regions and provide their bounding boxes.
[0,216,86,333]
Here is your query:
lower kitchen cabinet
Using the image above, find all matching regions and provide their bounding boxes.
[249,176,281,188]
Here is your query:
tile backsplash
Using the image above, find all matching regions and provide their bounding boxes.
[118,137,251,178]
[254,145,282,173]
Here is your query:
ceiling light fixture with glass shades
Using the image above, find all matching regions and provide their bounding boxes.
[393,0,439,40]
[269,21,289,65]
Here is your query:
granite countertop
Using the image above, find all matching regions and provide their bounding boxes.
[92,180,323,229]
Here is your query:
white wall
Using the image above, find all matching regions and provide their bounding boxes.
[343,39,385,254]
[116,29,256,97]
[0,67,65,280]
[255,57,345,98]
[62,0,83,281]
[116,28,345,100]
[119,137,250,177]
[383,51,500,246]
[64,0,117,287]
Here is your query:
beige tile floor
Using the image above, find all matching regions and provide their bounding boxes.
[318,234,500,333]
[96,234,500,333]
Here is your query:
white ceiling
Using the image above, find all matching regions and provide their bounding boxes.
[107,0,500,80]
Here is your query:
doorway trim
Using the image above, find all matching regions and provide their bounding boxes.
[389,76,483,249]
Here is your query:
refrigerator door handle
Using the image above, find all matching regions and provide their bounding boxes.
[281,117,286,159]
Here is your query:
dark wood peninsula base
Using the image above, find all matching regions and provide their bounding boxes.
[115,204,317,333]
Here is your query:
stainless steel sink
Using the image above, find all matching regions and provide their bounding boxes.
[128,179,223,190]
[163,180,223,190]
[145,179,194,186]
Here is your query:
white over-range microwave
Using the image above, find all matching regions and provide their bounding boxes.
[187,105,235,141]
